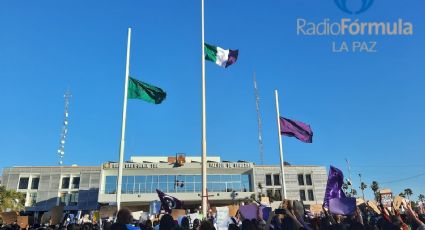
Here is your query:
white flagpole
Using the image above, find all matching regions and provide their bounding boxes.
[201,0,208,216]
[274,90,287,199]
[116,27,132,211]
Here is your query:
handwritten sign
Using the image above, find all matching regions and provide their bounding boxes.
[216,207,230,230]
[380,192,393,208]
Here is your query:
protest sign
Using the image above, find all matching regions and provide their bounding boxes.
[40,212,51,225]
[187,213,200,228]
[49,206,64,225]
[131,210,144,221]
[261,197,270,205]
[239,204,257,220]
[17,216,34,229]
[270,201,282,211]
[393,196,404,211]
[293,200,305,215]
[356,198,365,206]
[227,205,239,217]
[216,206,230,230]
[367,201,381,214]
[310,204,323,215]
[379,190,393,208]
[171,209,186,220]
[149,200,161,215]
[92,211,100,223]
[0,212,18,225]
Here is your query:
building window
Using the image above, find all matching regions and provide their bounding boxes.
[71,177,80,189]
[298,174,305,186]
[299,190,306,201]
[61,177,70,189]
[266,189,273,198]
[241,174,251,192]
[273,174,280,186]
[28,192,37,207]
[266,175,272,186]
[69,192,78,206]
[18,177,29,189]
[31,178,40,190]
[308,189,314,201]
[306,174,312,186]
[59,192,67,205]
[274,190,282,201]
[105,176,117,194]
[104,174,253,194]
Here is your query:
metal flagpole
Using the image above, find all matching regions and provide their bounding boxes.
[274,90,287,199]
[116,27,132,211]
[201,0,208,216]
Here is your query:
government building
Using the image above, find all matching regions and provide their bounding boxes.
[1,155,327,212]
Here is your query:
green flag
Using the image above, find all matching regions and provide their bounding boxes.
[128,77,166,104]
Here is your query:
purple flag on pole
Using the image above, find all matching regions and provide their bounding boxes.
[323,166,356,215]
[279,117,313,143]
[156,189,183,213]
[329,197,356,215]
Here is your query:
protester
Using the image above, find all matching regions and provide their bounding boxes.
[3,194,425,230]
[191,219,200,230]
[111,208,133,230]
[158,214,175,230]
[199,220,215,230]
[180,217,190,230]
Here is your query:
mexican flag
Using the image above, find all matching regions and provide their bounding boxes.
[204,43,239,68]
[127,77,166,104]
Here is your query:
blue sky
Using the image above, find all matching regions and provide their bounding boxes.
[0,0,424,200]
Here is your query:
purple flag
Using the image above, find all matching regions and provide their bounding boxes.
[329,197,356,215]
[323,166,356,215]
[156,189,183,213]
[279,117,313,143]
[239,204,258,220]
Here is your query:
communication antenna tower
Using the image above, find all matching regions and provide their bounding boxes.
[58,90,71,165]
[253,73,264,165]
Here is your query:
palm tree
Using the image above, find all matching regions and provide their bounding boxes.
[418,194,425,203]
[351,189,358,197]
[399,192,406,198]
[370,181,379,201]
[404,188,413,200]
[360,182,367,200]
[0,186,25,212]
[342,182,349,196]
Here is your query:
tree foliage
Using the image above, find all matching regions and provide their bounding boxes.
[370,181,379,201]
[418,194,425,203]
[360,182,367,191]
[0,185,25,212]
[404,188,413,200]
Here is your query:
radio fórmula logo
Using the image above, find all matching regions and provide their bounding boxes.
[335,0,374,14]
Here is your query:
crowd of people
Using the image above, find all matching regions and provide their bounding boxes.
[1,199,424,230]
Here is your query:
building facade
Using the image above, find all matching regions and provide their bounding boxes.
[1,166,100,211]
[98,156,254,210]
[97,156,327,209]
[254,165,327,206]
[1,156,327,212]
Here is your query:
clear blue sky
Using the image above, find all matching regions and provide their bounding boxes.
[0,0,424,200]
